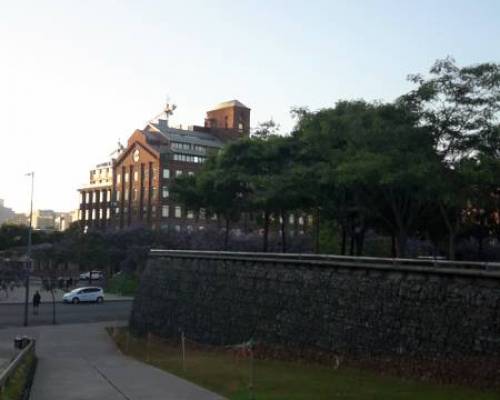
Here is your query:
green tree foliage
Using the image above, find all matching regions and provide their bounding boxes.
[172,58,499,259]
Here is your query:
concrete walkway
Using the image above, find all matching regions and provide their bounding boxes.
[0,323,222,400]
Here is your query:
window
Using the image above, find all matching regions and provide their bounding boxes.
[107,190,111,202]
[188,171,194,176]
[116,191,121,201]
[289,214,295,224]
[298,216,304,225]
[134,171,138,182]
[211,213,217,221]
[175,225,181,232]
[162,168,170,179]
[175,170,182,177]
[92,192,97,203]
[151,187,157,200]
[162,186,169,198]
[162,205,169,217]
[124,190,129,201]
[187,225,193,232]
[173,154,207,163]
[187,210,194,219]
[199,208,206,220]
[133,188,138,201]
[99,209,103,219]
[125,172,129,182]
[161,223,169,231]
[85,210,90,220]
[106,208,110,219]
[117,174,121,184]
[115,208,120,214]
[91,209,96,220]
[175,206,182,218]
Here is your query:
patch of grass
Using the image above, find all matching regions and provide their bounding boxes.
[108,328,500,400]
[106,273,139,296]
[2,352,36,400]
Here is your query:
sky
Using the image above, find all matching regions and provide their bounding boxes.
[1,0,499,214]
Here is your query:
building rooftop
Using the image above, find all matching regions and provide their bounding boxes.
[209,100,250,111]
[146,122,224,150]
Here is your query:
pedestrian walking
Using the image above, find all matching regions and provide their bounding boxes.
[33,290,41,315]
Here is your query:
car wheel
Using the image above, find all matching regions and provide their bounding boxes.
[72,297,80,304]
[96,297,104,304]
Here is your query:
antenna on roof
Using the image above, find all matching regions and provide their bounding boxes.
[163,96,177,119]
[110,140,125,158]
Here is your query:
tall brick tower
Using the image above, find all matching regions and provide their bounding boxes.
[204,100,250,140]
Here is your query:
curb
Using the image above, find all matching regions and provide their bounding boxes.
[0,299,134,306]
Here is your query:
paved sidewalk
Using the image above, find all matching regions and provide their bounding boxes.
[0,323,222,400]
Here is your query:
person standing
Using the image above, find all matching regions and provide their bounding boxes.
[32,291,41,315]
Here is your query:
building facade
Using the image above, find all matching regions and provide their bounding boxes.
[0,199,15,226]
[109,100,250,232]
[78,161,114,232]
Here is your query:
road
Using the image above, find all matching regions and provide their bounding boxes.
[0,301,133,328]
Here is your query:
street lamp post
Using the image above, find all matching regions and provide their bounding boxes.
[23,172,34,327]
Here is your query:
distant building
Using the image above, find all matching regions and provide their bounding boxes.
[0,199,15,226]
[54,212,75,231]
[5,213,28,226]
[78,161,114,232]
[32,210,56,230]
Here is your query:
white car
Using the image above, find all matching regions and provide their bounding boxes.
[79,271,104,280]
[63,287,104,304]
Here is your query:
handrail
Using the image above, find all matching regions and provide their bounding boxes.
[0,339,35,390]
[149,249,500,275]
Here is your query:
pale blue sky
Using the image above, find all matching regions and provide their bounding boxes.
[1,0,499,213]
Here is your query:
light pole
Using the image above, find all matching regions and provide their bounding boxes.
[23,172,34,327]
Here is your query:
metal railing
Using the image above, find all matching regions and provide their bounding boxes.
[0,339,36,393]
[150,249,500,277]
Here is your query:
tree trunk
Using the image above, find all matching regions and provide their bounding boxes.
[314,208,321,254]
[391,234,396,258]
[396,231,407,258]
[50,289,56,325]
[349,235,354,256]
[448,233,456,261]
[224,217,230,251]
[341,225,347,255]
[355,230,365,256]
[262,211,270,252]
[280,210,287,253]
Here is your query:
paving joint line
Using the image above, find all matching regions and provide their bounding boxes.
[91,363,133,400]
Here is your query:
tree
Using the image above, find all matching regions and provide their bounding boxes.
[402,58,500,258]
[401,57,500,161]
[293,101,440,257]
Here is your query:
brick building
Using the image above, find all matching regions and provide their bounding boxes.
[108,100,250,232]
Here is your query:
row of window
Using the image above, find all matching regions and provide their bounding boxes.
[114,205,215,221]
[81,209,111,221]
[115,168,194,184]
[173,153,206,163]
[83,190,111,204]
[171,142,208,154]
